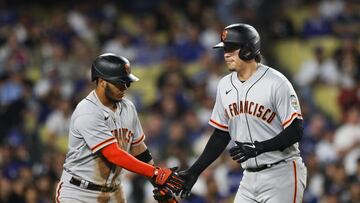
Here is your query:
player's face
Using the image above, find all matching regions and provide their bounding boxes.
[104,81,128,102]
[223,48,243,71]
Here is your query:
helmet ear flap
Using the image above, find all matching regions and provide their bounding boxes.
[238,43,254,61]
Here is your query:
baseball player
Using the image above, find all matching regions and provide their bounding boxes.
[55,53,184,203]
[177,24,307,202]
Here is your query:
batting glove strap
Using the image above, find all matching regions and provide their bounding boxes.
[153,187,178,203]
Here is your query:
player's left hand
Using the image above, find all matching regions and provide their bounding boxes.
[153,186,178,203]
[229,141,264,163]
[151,166,185,193]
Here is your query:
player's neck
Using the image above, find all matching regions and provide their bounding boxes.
[95,89,117,111]
[237,62,258,81]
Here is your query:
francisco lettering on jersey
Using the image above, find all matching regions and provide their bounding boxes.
[111,128,134,144]
[227,100,276,124]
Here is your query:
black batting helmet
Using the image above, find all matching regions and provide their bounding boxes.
[213,23,260,61]
[91,53,139,86]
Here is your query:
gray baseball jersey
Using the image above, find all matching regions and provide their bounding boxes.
[209,64,303,168]
[62,90,145,186]
[209,64,307,202]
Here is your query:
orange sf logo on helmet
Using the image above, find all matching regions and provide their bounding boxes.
[124,63,130,75]
[221,30,228,42]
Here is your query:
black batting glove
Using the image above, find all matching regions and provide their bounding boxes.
[177,169,199,198]
[153,186,178,203]
[229,141,264,163]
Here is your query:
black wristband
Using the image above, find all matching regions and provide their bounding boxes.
[135,149,153,163]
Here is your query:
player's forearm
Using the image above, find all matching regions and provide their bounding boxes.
[101,143,155,177]
[188,129,231,175]
[132,143,154,164]
[257,118,303,153]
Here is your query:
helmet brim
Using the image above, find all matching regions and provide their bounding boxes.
[128,73,139,82]
[108,73,139,86]
[213,42,225,48]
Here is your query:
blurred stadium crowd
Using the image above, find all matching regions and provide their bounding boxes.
[0,0,359,203]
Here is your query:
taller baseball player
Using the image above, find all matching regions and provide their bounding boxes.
[55,53,184,203]
[177,24,307,202]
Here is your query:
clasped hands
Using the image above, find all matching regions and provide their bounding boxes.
[151,141,264,202]
[151,167,199,202]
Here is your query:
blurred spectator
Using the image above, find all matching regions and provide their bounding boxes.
[344,158,360,203]
[198,12,223,50]
[102,31,136,61]
[192,53,224,99]
[323,161,348,202]
[42,99,72,153]
[268,5,296,39]
[171,24,205,63]
[295,46,339,88]
[0,175,12,203]
[0,72,24,106]
[318,0,344,20]
[304,152,323,203]
[333,105,360,175]
[332,0,360,38]
[315,129,338,166]
[183,110,205,142]
[333,36,360,89]
[67,6,96,43]
[156,54,192,98]
[302,2,333,38]
[338,80,360,116]
[23,186,40,203]
[301,113,329,158]
[319,191,339,203]
[0,34,29,74]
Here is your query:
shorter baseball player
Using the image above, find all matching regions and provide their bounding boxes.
[177,24,307,203]
[55,53,184,203]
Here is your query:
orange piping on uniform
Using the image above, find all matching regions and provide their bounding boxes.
[55,182,63,203]
[132,134,145,145]
[209,119,228,130]
[282,112,303,127]
[292,161,297,203]
[91,137,116,152]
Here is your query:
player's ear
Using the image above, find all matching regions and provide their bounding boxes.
[98,78,106,88]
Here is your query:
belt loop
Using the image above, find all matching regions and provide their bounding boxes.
[80,179,89,188]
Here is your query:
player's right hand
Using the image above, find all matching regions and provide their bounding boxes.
[177,169,199,198]
[151,167,185,193]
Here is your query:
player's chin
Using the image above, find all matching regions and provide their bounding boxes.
[228,66,236,72]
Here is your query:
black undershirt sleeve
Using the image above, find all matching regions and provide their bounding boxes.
[257,118,303,153]
[188,128,231,175]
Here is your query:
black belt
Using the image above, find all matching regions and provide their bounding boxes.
[70,177,118,192]
[245,160,286,172]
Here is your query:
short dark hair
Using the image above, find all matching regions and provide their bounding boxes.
[255,54,261,62]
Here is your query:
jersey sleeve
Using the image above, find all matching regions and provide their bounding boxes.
[209,83,229,131]
[274,81,303,129]
[130,105,145,146]
[74,113,117,153]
